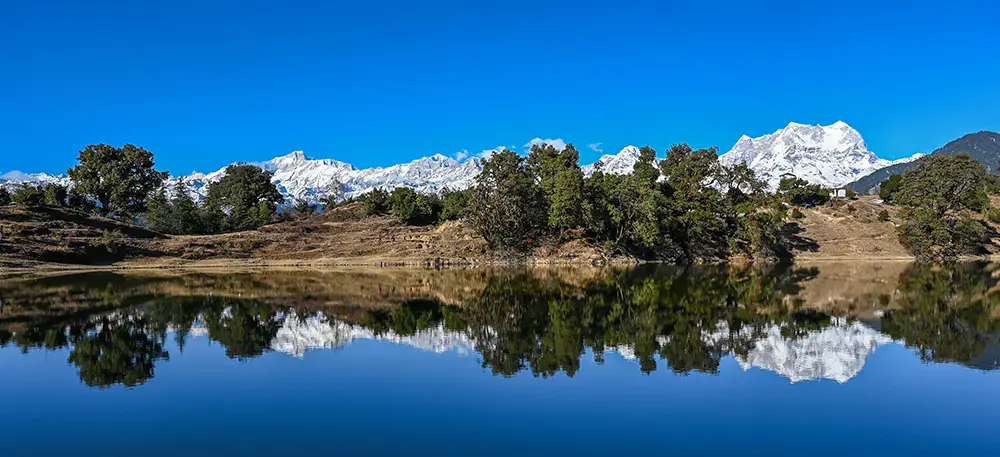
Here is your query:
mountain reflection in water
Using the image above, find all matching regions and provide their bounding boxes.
[2,263,1000,389]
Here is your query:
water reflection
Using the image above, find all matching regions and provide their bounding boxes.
[2,263,999,388]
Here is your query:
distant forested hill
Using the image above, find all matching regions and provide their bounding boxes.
[850,131,1000,193]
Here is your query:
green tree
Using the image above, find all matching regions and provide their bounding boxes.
[11,184,45,206]
[205,164,283,232]
[43,183,68,206]
[894,154,991,261]
[67,144,168,217]
[547,145,585,230]
[440,189,469,221]
[0,187,10,205]
[361,188,390,214]
[879,174,903,202]
[145,186,174,233]
[467,149,546,255]
[897,208,985,261]
[632,146,660,185]
[779,177,830,207]
[66,188,94,213]
[170,179,203,234]
[893,154,988,213]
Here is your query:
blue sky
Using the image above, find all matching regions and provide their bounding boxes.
[2,0,999,176]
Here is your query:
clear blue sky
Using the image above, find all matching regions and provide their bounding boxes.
[2,0,999,176]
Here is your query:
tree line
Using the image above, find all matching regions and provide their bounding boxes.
[1,144,287,235]
[8,141,995,262]
[876,153,1000,261]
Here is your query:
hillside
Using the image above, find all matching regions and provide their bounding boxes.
[849,131,1000,193]
[0,203,608,269]
[4,197,1000,269]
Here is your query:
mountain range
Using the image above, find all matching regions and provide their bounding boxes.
[2,123,996,203]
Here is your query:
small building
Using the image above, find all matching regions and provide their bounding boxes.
[831,188,848,199]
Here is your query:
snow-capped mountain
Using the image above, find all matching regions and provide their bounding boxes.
[719,121,922,189]
[582,145,653,176]
[0,122,923,202]
[0,170,70,188]
[170,151,486,203]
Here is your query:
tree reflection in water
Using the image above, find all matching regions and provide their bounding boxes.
[2,262,999,387]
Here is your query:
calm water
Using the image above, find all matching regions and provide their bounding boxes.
[1,263,999,456]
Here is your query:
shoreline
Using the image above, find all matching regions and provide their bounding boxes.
[0,253,948,275]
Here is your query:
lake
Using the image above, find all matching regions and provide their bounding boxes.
[1,263,999,456]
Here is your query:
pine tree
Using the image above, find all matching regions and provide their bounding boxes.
[171,179,202,234]
[146,187,174,233]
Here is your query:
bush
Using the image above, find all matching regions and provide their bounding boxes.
[790,208,805,219]
[985,207,1000,224]
[66,188,95,212]
[11,184,45,207]
[43,183,68,206]
[898,209,985,261]
[388,187,441,226]
[0,187,10,205]
[845,188,857,200]
[877,210,890,222]
[778,177,829,207]
[879,174,902,203]
[101,229,126,254]
[440,189,469,221]
[361,188,390,214]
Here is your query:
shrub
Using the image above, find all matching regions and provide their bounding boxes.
[388,187,441,226]
[440,189,469,221]
[361,188,390,214]
[101,229,126,254]
[845,188,857,200]
[11,184,45,207]
[0,187,10,205]
[43,183,68,206]
[790,208,805,219]
[778,177,829,207]
[879,174,902,203]
[877,209,890,222]
[985,207,1000,224]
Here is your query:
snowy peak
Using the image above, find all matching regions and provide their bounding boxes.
[719,121,919,189]
[581,145,653,176]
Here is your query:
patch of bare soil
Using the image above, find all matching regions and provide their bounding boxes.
[790,196,912,260]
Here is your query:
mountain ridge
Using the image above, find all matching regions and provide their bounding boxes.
[2,125,987,203]
[848,131,1000,193]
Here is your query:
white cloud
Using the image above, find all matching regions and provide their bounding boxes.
[454,149,469,161]
[479,145,509,160]
[523,138,567,151]
[587,142,604,153]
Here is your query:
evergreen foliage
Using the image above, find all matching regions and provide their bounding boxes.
[205,164,283,232]
[879,174,902,202]
[894,154,991,261]
[67,144,168,217]
[11,184,45,207]
[361,188,390,214]
[778,177,830,207]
